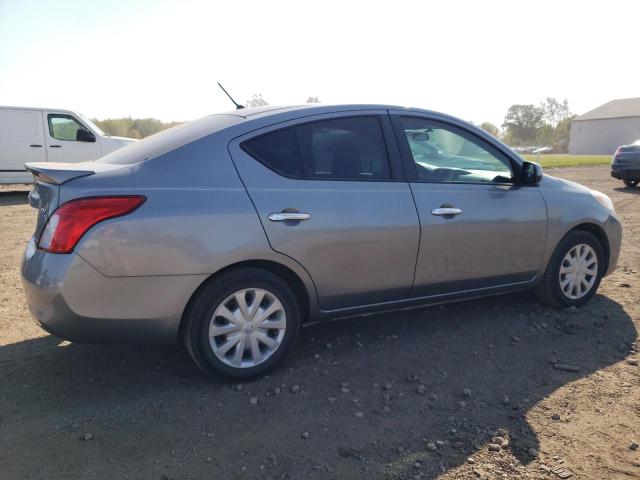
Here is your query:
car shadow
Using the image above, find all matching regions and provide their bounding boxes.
[614,186,640,195]
[0,190,30,206]
[0,292,635,479]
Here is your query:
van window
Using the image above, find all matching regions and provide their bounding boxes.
[48,114,84,141]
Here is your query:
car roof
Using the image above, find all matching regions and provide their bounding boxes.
[217,103,438,119]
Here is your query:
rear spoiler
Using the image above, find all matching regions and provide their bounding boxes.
[25,161,125,185]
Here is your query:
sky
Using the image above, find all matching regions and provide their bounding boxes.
[1,0,639,127]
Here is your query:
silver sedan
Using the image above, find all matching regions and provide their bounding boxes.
[22,104,621,379]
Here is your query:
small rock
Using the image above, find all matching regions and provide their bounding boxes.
[554,363,582,372]
[383,406,391,413]
[528,448,538,457]
[426,442,437,451]
[249,397,259,405]
[491,437,505,446]
[338,446,355,458]
[268,453,277,462]
[325,342,332,349]
[467,457,475,464]
[501,396,510,405]
[290,385,301,393]
[496,428,507,437]
[274,387,281,395]
[206,457,213,463]
[428,393,438,401]
[82,433,93,441]
[234,384,243,392]
[383,382,393,391]
[627,359,639,366]
[564,306,578,314]
[630,440,639,451]
[488,443,501,452]
[340,387,350,394]
[417,384,427,395]
[435,440,446,448]
[458,401,466,408]
[301,431,309,439]
[354,411,364,418]
[463,388,472,397]
[327,396,336,402]
[551,413,561,421]
[406,374,418,382]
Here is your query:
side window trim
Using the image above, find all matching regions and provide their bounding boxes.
[390,114,518,185]
[47,113,85,142]
[240,114,402,182]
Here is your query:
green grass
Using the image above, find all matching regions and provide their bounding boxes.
[521,154,611,169]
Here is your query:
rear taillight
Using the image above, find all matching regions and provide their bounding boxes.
[38,196,145,254]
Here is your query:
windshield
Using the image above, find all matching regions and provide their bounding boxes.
[78,113,105,136]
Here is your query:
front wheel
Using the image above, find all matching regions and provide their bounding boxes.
[623,179,639,188]
[536,230,604,308]
[183,268,301,380]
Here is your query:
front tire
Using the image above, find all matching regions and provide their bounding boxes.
[623,179,639,188]
[183,268,301,380]
[536,230,604,308]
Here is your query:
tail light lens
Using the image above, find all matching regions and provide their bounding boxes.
[38,196,146,254]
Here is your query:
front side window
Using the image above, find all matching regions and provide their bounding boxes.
[399,117,513,184]
[241,116,391,181]
[48,114,84,141]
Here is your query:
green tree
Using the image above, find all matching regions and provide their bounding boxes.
[479,122,500,138]
[502,104,545,145]
[93,117,181,139]
[540,97,571,129]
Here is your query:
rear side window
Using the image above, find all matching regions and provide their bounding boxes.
[297,117,390,180]
[241,127,303,177]
[241,116,391,181]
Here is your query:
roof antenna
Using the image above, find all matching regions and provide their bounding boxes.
[217,82,245,110]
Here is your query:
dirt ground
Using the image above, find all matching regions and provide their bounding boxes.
[0,165,638,480]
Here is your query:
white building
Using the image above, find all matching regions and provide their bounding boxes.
[570,97,640,154]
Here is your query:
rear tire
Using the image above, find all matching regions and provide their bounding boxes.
[536,230,604,308]
[623,179,639,188]
[183,268,301,380]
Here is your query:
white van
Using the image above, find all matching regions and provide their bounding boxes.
[0,106,136,184]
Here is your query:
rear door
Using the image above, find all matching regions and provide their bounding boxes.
[44,112,101,163]
[229,111,420,310]
[0,108,46,171]
[391,113,548,296]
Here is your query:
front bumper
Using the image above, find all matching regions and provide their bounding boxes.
[603,213,622,277]
[21,237,206,343]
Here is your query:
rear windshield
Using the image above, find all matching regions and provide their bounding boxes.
[97,114,241,165]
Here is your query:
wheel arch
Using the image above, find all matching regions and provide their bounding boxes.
[570,222,610,268]
[179,259,313,338]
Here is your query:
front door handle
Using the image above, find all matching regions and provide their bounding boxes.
[50,145,61,148]
[268,212,310,222]
[431,207,463,216]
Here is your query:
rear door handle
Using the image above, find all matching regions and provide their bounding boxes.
[50,145,61,148]
[431,207,463,216]
[268,212,310,222]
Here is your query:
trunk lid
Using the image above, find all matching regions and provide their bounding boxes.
[25,161,128,237]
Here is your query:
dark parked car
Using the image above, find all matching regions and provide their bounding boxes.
[612,140,640,187]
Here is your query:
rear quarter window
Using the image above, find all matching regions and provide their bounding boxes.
[241,127,303,177]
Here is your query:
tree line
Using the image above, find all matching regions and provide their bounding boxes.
[94,96,573,153]
[93,95,320,138]
[479,97,574,152]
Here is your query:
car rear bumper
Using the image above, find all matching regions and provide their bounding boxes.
[611,166,640,180]
[21,237,207,343]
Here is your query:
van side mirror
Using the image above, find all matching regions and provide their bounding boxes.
[76,128,96,142]
[520,161,542,186]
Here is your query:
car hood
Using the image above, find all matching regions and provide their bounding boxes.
[539,173,591,194]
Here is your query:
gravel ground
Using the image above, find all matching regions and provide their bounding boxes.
[0,165,638,480]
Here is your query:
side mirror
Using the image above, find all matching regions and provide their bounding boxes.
[76,128,96,142]
[520,161,542,186]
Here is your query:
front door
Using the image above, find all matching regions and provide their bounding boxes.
[391,114,548,297]
[44,113,101,163]
[230,112,420,310]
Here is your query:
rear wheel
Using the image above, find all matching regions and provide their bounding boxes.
[536,230,604,308]
[183,268,301,380]
[623,179,639,188]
